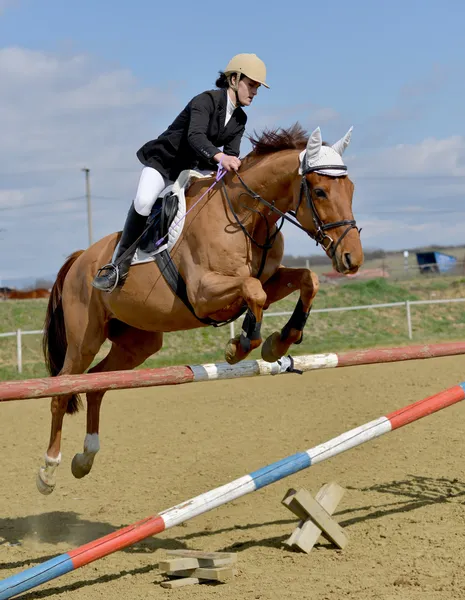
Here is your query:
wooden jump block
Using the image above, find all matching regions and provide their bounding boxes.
[166,567,235,581]
[160,577,200,589]
[158,558,200,572]
[159,550,237,588]
[165,549,237,567]
[282,482,348,554]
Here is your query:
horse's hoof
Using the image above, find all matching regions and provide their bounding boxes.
[225,336,242,365]
[71,453,93,479]
[261,332,283,363]
[36,468,55,495]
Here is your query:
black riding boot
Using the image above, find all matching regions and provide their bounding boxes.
[92,205,148,292]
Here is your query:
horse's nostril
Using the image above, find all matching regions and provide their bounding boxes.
[344,253,352,269]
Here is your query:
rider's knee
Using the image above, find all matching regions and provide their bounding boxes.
[134,167,166,216]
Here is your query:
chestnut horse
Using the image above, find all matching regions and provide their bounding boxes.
[5,288,50,299]
[38,125,364,494]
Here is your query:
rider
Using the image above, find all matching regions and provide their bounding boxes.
[92,53,269,292]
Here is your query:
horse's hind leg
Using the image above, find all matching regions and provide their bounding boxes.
[38,275,107,495]
[71,323,163,480]
[37,344,103,495]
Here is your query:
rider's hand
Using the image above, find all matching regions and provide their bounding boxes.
[214,153,241,172]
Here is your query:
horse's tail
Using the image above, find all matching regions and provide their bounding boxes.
[42,250,84,414]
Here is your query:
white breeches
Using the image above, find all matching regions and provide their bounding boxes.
[133,167,167,217]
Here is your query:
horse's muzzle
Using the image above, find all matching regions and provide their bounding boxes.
[333,243,364,275]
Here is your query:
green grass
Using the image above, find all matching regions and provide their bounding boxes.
[1,276,465,380]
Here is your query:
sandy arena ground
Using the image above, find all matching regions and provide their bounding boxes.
[1,354,465,599]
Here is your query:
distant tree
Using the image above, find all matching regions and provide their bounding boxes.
[35,278,54,290]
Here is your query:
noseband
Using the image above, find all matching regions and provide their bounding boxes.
[229,166,359,259]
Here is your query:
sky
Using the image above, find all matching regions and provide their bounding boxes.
[1,0,465,284]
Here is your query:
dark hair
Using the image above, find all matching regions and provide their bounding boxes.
[215,71,245,89]
[215,71,229,89]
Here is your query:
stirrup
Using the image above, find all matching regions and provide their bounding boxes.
[92,263,120,293]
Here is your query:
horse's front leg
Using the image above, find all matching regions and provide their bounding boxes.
[261,266,319,362]
[193,273,267,365]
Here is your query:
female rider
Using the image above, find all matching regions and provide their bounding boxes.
[92,53,269,292]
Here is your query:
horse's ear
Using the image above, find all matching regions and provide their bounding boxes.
[306,127,322,162]
[332,126,353,156]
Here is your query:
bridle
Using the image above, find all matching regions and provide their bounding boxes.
[225,164,359,260]
[296,164,359,258]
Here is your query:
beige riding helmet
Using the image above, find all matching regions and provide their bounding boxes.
[224,53,270,89]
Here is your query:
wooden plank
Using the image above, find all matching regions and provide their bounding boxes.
[282,483,348,553]
[282,488,309,548]
[160,577,200,589]
[159,558,199,572]
[283,519,305,547]
[166,566,235,581]
[166,549,236,561]
[292,487,348,552]
[296,482,346,551]
[315,482,346,514]
[166,549,237,566]
[282,488,309,520]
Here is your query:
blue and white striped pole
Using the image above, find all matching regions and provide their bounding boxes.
[1,381,464,599]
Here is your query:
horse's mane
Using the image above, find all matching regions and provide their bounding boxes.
[247,123,308,156]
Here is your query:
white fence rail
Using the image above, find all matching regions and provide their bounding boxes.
[0,329,43,374]
[230,297,465,348]
[2,298,465,374]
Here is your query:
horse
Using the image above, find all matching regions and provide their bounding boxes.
[37,124,364,494]
[6,288,51,299]
[0,287,13,300]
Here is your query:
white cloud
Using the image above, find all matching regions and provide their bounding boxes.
[1,46,464,282]
[0,46,182,281]
[280,133,465,259]
[0,189,25,207]
[353,135,465,178]
[0,47,175,171]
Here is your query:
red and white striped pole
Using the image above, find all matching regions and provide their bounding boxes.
[1,380,464,599]
[0,341,464,402]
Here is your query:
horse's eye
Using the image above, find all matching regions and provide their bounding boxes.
[314,188,327,199]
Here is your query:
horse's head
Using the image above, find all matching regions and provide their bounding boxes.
[293,126,363,274]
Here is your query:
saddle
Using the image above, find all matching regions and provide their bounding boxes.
[124,169,212,265]
[121,168,244,327]
[139,188,179,254]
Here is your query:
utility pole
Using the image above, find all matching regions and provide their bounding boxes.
[82,168,93,246]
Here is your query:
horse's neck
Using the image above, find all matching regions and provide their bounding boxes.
[231,152,298,225]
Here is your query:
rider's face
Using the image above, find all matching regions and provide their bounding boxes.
[235,76,261,106]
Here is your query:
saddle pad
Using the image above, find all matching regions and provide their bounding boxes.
[113,169,214,265]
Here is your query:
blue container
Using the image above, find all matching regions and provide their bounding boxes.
[416,251,457,274]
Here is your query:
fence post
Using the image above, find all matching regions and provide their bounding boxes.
[406,301,412,340]
[16,329,23,374]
